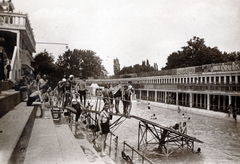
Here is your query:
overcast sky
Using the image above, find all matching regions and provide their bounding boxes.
[13,0,240,75]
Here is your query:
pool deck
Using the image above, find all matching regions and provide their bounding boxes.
[24,108,116,164]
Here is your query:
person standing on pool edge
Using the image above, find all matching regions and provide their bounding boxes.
[98,102,110,156]
[76,78,87,107]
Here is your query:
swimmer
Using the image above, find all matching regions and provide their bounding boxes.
[169,122,181,132]
[148,103,150,109]
[178,106,181,113]
[182,113,186,119]
[150,114,157,119]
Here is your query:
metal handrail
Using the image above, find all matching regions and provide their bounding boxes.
[123,141,154,164]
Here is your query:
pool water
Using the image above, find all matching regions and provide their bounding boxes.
[108,101,240,164]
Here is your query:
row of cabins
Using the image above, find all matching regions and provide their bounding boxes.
[87,61,240,114]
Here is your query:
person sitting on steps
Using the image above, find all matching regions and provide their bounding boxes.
[26,85,48,118]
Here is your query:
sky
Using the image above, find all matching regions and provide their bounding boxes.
[13,0,240,75]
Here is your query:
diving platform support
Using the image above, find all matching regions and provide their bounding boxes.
[132,115,203,157]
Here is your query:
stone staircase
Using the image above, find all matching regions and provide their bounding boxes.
[0,81,116,164]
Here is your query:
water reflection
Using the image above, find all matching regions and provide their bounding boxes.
[112,101,240,164]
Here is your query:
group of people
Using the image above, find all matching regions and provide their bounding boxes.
[24,74,134,156]
[26,73,49,118]
[16,73,105,156]
[56,76,88,109]
[169,121,188,134]
[24,73,85,119]
[101,81,134,117]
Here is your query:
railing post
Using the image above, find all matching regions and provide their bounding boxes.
[132,146,134,161]
[114,136,118,157]
[109,132,112,155]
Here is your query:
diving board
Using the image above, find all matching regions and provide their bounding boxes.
[131,115,203,157]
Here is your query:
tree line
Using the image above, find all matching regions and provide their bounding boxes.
[163,36,240,70]
[32,36,240,86]
[32,49,107,87]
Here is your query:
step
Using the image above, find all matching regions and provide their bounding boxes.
[75,123,116,164]
[75,131,105,164]
[0,89,27,118]
[0,101,36,164]
[24,109,90,164]
[0,81,14,93]
[55,124,90,164]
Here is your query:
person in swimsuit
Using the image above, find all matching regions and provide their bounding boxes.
[98,102,110,156]
[76,78,87,107]
[26,86,47,118]
[181,122,187,134]
[169,122,181,132]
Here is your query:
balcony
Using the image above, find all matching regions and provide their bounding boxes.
[0,12,36,52]
[177,83,240,93]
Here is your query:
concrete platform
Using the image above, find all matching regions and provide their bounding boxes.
[0,89,27,118]
[0,102,35,164]
[24,110,90,164]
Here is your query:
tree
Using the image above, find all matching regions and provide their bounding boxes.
[224,51,240,61]
[146,59,150,67]
[56,49,108,79]
[33,51,56,75]
[154,63,158,70]
[133,64,142,73]
[113,58,120,75]
[117,59,155,75]
[163,36,225,70]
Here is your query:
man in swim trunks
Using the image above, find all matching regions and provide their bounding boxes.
[98,102,110,156]
[76,78,87,107]
[26,86,48,118]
